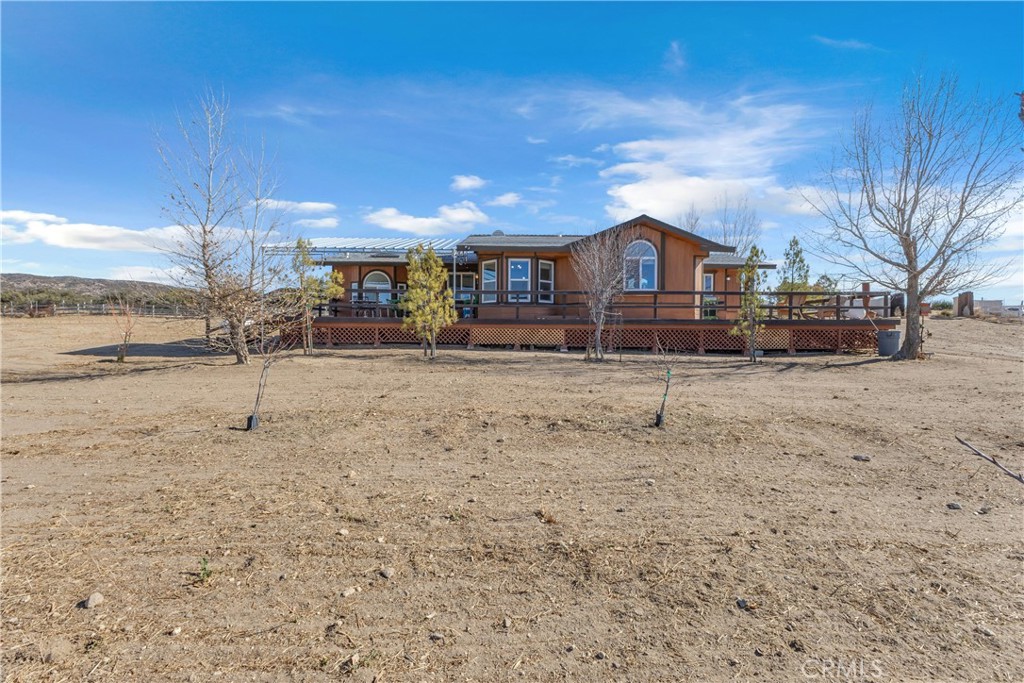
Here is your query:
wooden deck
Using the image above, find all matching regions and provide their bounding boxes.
[299,317,898,354]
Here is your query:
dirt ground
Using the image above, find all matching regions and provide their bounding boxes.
[1,315,1022,682]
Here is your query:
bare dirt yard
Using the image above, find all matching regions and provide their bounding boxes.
[2,315,1022,682]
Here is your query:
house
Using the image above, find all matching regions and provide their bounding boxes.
[288,214,892,353]
[314,215,772,321]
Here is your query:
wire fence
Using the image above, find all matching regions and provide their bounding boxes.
[1,302,195,318]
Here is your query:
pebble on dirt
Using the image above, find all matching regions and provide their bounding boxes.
[852,455,871,462]
[380,567,395,580]
[947,502,963,510]
[78,592,104,609]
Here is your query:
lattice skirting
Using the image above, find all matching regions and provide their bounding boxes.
[469,328,564,348]
[306,324,880,353]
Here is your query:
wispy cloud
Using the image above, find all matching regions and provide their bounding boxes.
[247,103,338,126]
[364,201,489,236]
[294,217,339,229]
[0,258,43,272]
[812,35,882,51]
[526,136,548,145]
[450,175,488,192]
[261,199,336,213]
[550,154,604,168]
[487,192,523,208]
[1,210,181,252]
[664,40,686,71]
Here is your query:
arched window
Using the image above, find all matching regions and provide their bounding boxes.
[362,271,392,303]
[624,240,657,291]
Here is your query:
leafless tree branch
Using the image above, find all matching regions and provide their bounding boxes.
[955,435,1024,486]
[806,72,1024,359]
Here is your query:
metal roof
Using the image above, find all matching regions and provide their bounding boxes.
[703,251,777,269]
[263,237,468,265]
[457,234,585,251]
[298,237,462,251]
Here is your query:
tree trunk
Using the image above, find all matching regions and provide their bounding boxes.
[430,332,437,360]
[897,279,922,360]
[303,312,314,356]
[592,309,605,361]
[747,311,757,362]
[230,321,250,365]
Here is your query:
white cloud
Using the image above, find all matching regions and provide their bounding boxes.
[450,175,488,192]
[1,210,182,252]
[261,199,337,213]
[1,210,67,225]
[664,41,686,71]
[487,192,523,208]
[551,154,604,168]
[812,35,881,51]
[570,91,825,222]
[526,136,548,145]
[364,201,489,236]
[294,217,339,229]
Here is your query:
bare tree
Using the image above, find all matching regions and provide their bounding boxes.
[713,193,762,254]
[677,203,703,233]
[806,73,1023,359]
[109,291,139,363]
[675,195,761,252]
[158,89,289,365]
[570,223,640,361]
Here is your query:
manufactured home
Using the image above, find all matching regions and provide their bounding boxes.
[281,215,896,353]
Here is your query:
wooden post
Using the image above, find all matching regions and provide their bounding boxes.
[957,291,974,317]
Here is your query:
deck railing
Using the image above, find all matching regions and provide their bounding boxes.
[313,287,895,322]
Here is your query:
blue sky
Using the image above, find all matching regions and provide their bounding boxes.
[2,2,1021,299]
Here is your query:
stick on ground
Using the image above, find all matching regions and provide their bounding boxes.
[955,435,1024,486]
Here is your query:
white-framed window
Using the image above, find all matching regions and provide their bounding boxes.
[538,260,555,304]
[703,273,715,292]
[481,259,497,303]
[508,258,531,302]
[624,240,657,291]
[362,271,392,303]
[449,272,475,303]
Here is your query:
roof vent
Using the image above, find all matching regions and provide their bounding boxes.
[491,229,505,236]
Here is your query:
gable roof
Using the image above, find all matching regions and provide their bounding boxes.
[458,215,735,253]
[609,215,735,253]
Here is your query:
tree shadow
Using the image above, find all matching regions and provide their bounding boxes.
[813,356,893,370]
[62,337,226,359]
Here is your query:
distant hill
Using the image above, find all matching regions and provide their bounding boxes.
[0,273,190,305]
